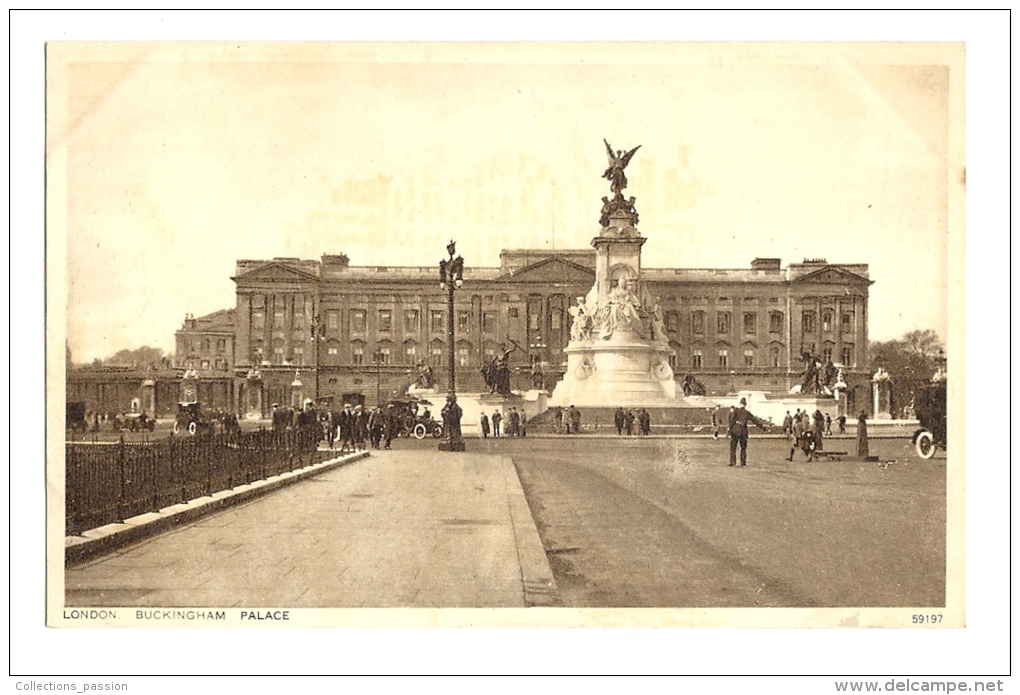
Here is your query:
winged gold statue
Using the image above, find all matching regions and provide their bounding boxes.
[603,139,641,194]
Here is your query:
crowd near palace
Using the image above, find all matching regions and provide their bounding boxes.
[67,249,874,420]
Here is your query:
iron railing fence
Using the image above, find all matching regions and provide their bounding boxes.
[65,425,329,536]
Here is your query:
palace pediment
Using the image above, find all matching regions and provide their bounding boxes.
[792,266,872,286]
[233,263,320,284]
[497,257,596,284]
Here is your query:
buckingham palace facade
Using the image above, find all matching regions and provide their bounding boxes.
[211,250,873,417]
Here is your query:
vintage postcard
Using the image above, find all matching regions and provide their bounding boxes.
[47,41,965,629]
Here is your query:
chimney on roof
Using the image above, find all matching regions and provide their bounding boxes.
[750,258,782,270]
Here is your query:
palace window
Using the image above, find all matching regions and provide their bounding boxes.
[841,312,853,333]
[216,339,226,353]
[743,348,754,367]
[404,342,417,363]
[717,311,731,334]
[665,310,679,333]
[822,311,833,332]
[550,310,562,331]
[802,311,816,333]
[404,309,419,333]
[692,349,703,369]
[327,310,340,330]
[529,312,540,331]
[375,346,390,365]
[430,310,444,332]
[842,345,853,366]
[293,313,305,329]
[273,310,286,328]
[457,344,470,366]
[769,311,784,333]
[293,345,304,364]
[458,311,471,333]
[822,345,833,363]
[743,312,757,334]
[378,309,392,333]
[201,360,210,369]
[272,346,285,362]
[201,339,211,352]
[507,307,519,319]
[351,310,367,333]
[327,345,339,356]
[692,311,705,335]
[770,346,781,367]
[430,343,444,366]
[252,310,265,330]
[482,311,496,334]
[718,348,729,368]
[352,343,364,366]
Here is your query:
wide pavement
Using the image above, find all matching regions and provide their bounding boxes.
[65,450,555,608]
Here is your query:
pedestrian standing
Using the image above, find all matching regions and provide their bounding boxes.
[711,407,720,439]
[554,407,563,434]
[812,409,825,453]
[728,397,768,466]
[782,411,793,436]
[491,409,502,438]
[368,407,383,449]
[787,413,813,462]
[838,414,847,434]
[856,411,870,460]
[383,404,396,450]
[825,414,833,436]
[569,405,581,435]
[639,409,651,435]
[508,407,521,438]
[614,407,626,435]
[480,411,490,439]
[624,409,635,436]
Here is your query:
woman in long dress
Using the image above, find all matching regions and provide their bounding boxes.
[856,411,870,460]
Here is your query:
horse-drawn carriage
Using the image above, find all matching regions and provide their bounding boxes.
[173,401,216,436]
[912,381,947,459]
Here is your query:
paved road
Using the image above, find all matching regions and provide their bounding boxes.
[492,436,946,608]
[65,450,552,608]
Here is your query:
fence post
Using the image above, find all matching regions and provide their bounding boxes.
[117,437,127,522]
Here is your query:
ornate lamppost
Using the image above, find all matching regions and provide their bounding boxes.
[438,240,465,452]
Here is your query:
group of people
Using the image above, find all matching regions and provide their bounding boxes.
[478,406,527,438]
[551,405,583,434]
[317,402,399,453]
[614,407,652,436]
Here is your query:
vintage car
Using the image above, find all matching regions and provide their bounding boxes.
[116,411,156,432]
[173,401,216,435]
[66,401,88,436]
[912,381,947,459]
[386,398,442,439]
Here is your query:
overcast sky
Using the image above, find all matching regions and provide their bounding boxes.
[52,42,960,363]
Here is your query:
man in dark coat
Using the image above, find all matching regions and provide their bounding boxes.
[491,409,502,438]
[614,407,626,435]
[568,405,581,435]
[337,404,354,453]
[624,409,635,435]
[728,397,768,466]
[383,404,397,450]
[638,409,651,435]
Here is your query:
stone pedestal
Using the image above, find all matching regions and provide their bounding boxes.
[872,379,892,419]
[549,326,682,407]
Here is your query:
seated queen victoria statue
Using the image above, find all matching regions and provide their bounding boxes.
[598,277,644,340]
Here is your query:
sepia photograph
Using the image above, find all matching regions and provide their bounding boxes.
[45,38,968,632]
